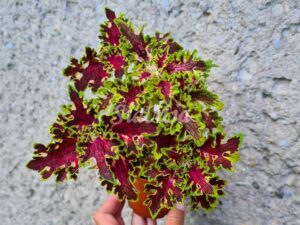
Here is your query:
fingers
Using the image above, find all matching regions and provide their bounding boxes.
[116,215,126,225]
[93,195,125,225]
[165,205,185,225]
[131,213,147,225]
[131,213,157,225]
[97,195,125,215]
[93,214,120,225]
[146,218,157,225]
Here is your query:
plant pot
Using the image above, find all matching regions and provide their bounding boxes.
[128,178,170,219]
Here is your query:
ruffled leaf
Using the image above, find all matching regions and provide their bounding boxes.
[27,124,79,182]
[112,121,157,156]
[66,88,96,127]
[99,8,121,45]
[155,33,182,69]
[145,175,183,217]
[201,111,215,131]
[107,54,125,78]
[150,135,182,162]
[165,56,206,74]
[188,165,213,194]
[110,156,137,200]
[158,81,171,100]
[98,94,113,111]
[191,177,226,210]
[119,86,143,108]
[155,32,182,54]
[64,47,109,92]
[172,104,200,141]
[139,72,151,81]
[81,137,116,181]
[190,90,218,106]
[198,134,242,171]
[150,135,176,150]
[157,52,167,68]
[116,20,148,60]
[112,121,157,137]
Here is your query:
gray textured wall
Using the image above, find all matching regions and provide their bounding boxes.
[1,0,300,225]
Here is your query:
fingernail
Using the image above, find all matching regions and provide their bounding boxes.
[175,203,185,212]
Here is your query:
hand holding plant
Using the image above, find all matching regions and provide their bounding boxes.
[93,195,185,225]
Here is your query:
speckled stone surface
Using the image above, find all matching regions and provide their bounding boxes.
[1,0,300,225]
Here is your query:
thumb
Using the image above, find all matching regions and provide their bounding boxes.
[166,205,185,225]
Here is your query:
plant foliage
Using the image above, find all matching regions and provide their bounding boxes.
[27,8,243,219]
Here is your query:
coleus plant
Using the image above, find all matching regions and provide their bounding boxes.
[27,8,243,218]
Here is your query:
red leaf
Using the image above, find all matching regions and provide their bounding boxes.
[139,72,151,81]
[210,177,226,196]
[67,88,95,128]
[146,176,183,216]
[99,8,121,45]
[165,56,206,74]
[81,137,116,181]
[198,134,241,171]
[155,33,182,68]
[177,78,185,89]
[119,86,143,107]
[151,135,176,150]
[182,118,200,140]
[167,150,182,161]
[190,90,217,105]
[166,40,182,54]
[201,112,215,131]
[107,54,125,78]
[188,165,213,194]
[27,125,79,182]
[191,176,226,209]
[99,94,113,110]
[158,81,171,100]
[117,21,148,60]
[191,195,215,210]
[150,135,183,162]
[157,52,167,68]
[64,47,108,91]
[112,121,157,137]
[155,32,182,54]
[172,104,200,140]
[110,156,137,200]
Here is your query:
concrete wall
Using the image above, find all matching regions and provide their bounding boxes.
[1,0,299,224]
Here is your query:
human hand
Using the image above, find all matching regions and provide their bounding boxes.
[93,195,185,225]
